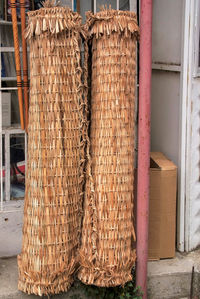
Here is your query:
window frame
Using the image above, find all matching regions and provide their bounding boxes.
[194,0,200,77]
[93,0,120,13]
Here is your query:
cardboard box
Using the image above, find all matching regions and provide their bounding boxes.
[148,152,177,260]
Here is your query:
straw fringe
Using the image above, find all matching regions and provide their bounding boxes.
[84,9,139,39]
[25,4,83,39]
[79,249,136,287]
[18,255,76,296]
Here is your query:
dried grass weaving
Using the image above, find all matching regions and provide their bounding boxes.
[18,2,86,296]
[78,9,139,287]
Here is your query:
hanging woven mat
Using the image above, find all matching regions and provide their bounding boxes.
[78,8,139,287]
[18,1,86,296]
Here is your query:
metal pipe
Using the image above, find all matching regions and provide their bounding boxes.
[136,0,152,298]
[5,132,10,201]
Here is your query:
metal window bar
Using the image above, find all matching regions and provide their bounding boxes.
[0,22,27,211]
[93,0,97,13]
[93,0,134,13]
[5,131,10,201]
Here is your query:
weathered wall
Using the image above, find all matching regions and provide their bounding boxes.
[151,0,183,167]
[151,71,180,165]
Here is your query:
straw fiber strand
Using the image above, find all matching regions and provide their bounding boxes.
[78,9,139,287]
[18,3,85,296]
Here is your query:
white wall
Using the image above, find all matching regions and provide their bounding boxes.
[150,0,184,251]
[151,71,180,165]
[152,0,183,66]
[151,0,200,251]
[151,0,183,168]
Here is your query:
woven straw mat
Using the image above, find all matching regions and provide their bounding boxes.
[18,2,86,296]
[78,9,139,287]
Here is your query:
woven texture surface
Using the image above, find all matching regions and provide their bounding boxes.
[18,3,86,296]
[78,9,139,287]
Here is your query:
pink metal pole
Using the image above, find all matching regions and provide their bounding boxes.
[136,0,152,298]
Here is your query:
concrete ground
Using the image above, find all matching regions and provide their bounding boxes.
[0,250,200,299]
[0,258,87,299]
[148,250,200,299]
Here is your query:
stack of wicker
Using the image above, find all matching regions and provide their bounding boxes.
[18,1,86,296]
[79,9,139,287]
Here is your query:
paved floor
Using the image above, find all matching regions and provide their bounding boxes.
[147,250,200,299]
[0,250,200,298]
[0,257,86,299]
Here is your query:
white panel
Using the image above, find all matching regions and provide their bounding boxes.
[187,78,200,250]
[5,132,10,202]
[177,0,191,252]
[152,0,183,65]
[2,93,11,127]
[151,70,180,166]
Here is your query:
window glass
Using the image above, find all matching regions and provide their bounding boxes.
[80,0,92,22]
[96,0,117,11]
[119,0,129,11]
[59,0,73,9]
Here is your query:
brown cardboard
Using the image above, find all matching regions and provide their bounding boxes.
[148,152,177,260]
